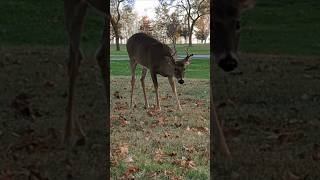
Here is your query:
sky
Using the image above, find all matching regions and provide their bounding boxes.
[133,0,159,20]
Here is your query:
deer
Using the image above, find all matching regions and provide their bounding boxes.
[63,0,108,144]
[211,0,255,160]
[126,33,193,111]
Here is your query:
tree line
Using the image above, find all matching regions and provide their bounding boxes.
[110,0,209,51]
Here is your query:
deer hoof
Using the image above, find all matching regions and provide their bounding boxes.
[75,136,86,146]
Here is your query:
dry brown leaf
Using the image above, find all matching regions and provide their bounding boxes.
[119,116,129,127]
[154,149,164,163]
[195,100,205,107]
[185,160,196,169]
[170,176,183,180]
[283,170,300,180]
[158,116,165,125]
[110,115,117,121]
[123,166,140,178]
[113,91,123,99]
[164,131,171,138]
[44,80,55,88]
[168,152,177,157]
[312,143,320,161]
[116,144,129,158]
[0,169,14,180]
[124,155,134,163]
[147,109,158,117]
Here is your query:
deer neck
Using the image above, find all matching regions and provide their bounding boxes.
[155,58,176,78]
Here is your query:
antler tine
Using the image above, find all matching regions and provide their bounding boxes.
[185,47,190,56]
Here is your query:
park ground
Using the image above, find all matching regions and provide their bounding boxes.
[0,0,320,179]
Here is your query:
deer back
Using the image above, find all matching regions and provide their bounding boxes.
[127,33,175,76]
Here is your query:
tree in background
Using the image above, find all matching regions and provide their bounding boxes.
[180,26,189,44]
[195,15,209,43]
[154,1,170,43]
[139,16,153,36]
[110,0,135,51]
[166,13,181,51]
[155,1,182,49]
[120,6,138,42]
[176,0,209,46]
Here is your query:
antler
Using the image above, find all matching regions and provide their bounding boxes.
[185,47,193,57]
[184,47,190,56]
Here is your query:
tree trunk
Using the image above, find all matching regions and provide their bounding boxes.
[188,23,195,47]
[115,36,120,51]
[188,33,192,47]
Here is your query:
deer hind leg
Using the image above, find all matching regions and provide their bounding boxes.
[130,60,137,108]
[64,0,87,144]
[211,101,231,159]
[150,71,161,110]
[140,67,149,108]
[96,17,109,102]
[168,77,182,111]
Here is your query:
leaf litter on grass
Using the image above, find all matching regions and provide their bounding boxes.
[110,77,210,179]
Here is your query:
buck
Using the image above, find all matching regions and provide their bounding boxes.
[63,0,108,144]
[212,0,255,160]
[127,33,193,111]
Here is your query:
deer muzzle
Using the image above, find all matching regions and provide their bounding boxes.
[218,53,238,72]
[178,79,184,84]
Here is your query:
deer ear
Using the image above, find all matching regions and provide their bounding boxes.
[183,55,193,65]
[171,49,178,59]
[238,0,255,13]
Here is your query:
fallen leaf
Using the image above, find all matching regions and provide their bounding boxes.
[185,160,196,169]
[113,91,123,99]
[116,144,129,158]
[164,131,171,138]
[154,149,164,163]
[119,116,129,127]
[195,100,204,107]
[124,155,134,163]
[44,80,55,88]
[158,116,165,125]
[123,166,140,178]
[283,170,300,180]
[312,143,320,161]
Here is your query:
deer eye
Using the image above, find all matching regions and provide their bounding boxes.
[236,20,240,30]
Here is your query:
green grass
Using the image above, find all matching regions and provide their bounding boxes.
[111,76,210,179]
[111,59,209,79]
[110,44,210,55]
[1,0,320,56]
[240,0,320,55]
[0,0,102,46]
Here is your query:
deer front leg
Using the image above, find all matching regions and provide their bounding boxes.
[140,67,149,108]
[150,71,161,110]
[211,101,231,159]
[168,77,182,111]
[64,0,87,145]
[130,61,137,108]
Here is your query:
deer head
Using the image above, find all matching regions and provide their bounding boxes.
[213,0,255,72]
[172,48,193,84]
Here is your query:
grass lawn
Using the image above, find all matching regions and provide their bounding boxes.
[111,77,210,179]
[1,0,320,56]
[111,59,209,79]
[240,0,320,55]
[110,44,210,56]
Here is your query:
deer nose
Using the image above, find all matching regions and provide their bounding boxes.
[218,54,238,72]
[178,79,184,84]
